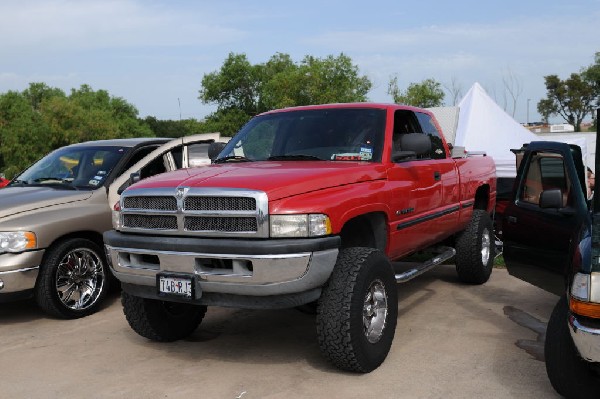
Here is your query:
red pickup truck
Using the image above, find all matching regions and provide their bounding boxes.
[104,103,496,372]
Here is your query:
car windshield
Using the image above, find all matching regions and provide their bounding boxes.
[12,145,126,190]
[216,108,386,163]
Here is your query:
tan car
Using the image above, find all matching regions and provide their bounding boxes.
[0,133,220,318]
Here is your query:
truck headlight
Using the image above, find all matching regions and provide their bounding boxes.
[0,231,37,253]
[570,272,600,319]
[270,214,331,238]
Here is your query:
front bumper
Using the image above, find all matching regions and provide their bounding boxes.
[103,230,340,306]
[569,313,600,363]
[0,250,44,299]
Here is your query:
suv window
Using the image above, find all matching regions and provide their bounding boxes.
[520,152,571,207]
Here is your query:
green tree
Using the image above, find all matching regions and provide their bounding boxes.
[199,52,372,135]
[388,77,445,108]
[0,83,151,178]
[582,52,600,130]
[537,73,596,132]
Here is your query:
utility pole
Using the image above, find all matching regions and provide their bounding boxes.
[527,98,531,125]
[178,98,182,121]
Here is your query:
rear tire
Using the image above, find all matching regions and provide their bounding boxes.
[121,292,207,342]
[316,247,398,373]
[545,296,600,398]
[455,209,494,284]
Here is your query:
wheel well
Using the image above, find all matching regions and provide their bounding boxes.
[339,212,387,251]
[474,184,490,210]
[41,231,105,263]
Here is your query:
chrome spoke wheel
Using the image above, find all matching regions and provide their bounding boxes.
[362,279,388,344]
[55,248,105,311]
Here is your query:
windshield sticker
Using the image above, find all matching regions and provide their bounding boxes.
[360,146,373,161]
[88,179,101,186]
[332,153,363,161]
[97,170,107,175]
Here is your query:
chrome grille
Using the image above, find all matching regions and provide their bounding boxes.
[123,196,177,211]
[184,196,256,211]
[184,216,257,232]
[119,187,269,238]
[123,214,177,230]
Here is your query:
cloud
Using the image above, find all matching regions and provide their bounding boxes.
[0,0,246,52]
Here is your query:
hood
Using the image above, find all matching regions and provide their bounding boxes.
[0,186,94,219]
[131,162,388,201]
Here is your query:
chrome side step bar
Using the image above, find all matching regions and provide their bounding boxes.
[395,246,456,283]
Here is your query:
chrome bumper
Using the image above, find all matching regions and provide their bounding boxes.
[105,245,338,297]
[569,313,600,363]
[0,250,44,294]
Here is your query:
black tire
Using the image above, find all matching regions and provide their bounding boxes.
[316,247,398,373]
[545,296,600,398]
[35,238,109,319]
[121,292,207,342]
[455,209,494,284]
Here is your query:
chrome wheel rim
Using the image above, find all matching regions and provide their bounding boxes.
[481,227,491,265]
[55,248,105,311]
[363,279,388,344]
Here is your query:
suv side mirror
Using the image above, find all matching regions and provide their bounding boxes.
[208,142,227,161]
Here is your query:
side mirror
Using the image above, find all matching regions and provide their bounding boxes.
[539,189,563,209]
[117,172,141,195]
[208,142,227,160]
[400,133,432,155]
[392,133,432,162]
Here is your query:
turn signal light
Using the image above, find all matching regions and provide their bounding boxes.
[570,297,600,319]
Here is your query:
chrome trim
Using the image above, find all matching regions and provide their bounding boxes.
[119,187,269,238]
[569,314,600,362]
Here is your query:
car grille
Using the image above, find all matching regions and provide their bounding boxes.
[119,188,269,237]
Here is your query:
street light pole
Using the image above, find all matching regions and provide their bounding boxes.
[527,98,531,125]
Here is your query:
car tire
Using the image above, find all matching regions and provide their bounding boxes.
[35,238,109,319]
[545,296,600,398]
[455,209,494,284]
[316,247,398,373]
[121,292,207,342]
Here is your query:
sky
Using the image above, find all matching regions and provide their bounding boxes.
[1,0,599,125]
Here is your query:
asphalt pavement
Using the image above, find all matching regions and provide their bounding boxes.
[0,266,560,399]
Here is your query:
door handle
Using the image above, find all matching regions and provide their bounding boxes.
[434,171,441,181]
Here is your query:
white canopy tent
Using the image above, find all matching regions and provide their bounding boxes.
[450,82,590,178]
[454,83,539,178]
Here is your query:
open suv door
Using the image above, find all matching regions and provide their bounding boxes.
[503,140,599,398]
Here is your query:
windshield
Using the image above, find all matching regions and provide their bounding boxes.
[12,145,127,190]
[217,108,386,163]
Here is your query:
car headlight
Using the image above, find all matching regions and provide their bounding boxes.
[0,231,37,253]
[270,214,331,238]
[571,272,590,302]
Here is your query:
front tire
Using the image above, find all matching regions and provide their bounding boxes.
[121,292,207,342]
[455,209,494,284]
[35,238,109,319]
[316,247,398,373]
[545,296,600,398]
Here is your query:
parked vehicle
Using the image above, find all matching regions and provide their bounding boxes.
[104,103,496,372]
[0,133,220,318]
[0,176,9,188]
[502,140,600,398]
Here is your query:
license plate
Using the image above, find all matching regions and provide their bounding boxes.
[158,275,193,298]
